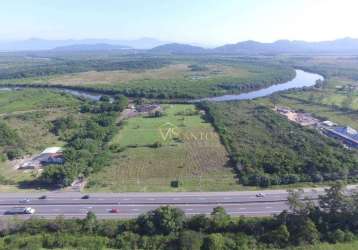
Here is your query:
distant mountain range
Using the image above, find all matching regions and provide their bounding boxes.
[2,37,358,54]
[53,43,132,51]
[213,38,358,54]
[0,37,167,51]
[149,43,208,54]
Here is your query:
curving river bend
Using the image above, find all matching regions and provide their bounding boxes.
[0,69,324,102]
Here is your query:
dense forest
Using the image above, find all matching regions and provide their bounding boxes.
[200,101,358,187]
[0,183,357,249]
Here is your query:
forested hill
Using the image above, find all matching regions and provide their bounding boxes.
[149,43,207,54]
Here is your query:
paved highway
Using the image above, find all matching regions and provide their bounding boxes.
[0,186,355,219]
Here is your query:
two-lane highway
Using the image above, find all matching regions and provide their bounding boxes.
[0,186,355,219]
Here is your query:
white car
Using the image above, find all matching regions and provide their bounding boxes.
[24,207,36,214]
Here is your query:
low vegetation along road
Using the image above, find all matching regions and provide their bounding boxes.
[0,187,356,219]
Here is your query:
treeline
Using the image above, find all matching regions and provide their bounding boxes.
[0,122,24,161]
[199,101,358,187]
[0,183,357,249]
[0,58,169,79]
[39,95,128,187]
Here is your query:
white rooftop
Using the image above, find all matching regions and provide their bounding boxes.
[345,126,357,135]
[41,147,63,154]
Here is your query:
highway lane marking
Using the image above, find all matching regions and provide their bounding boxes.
[0,210,284,217]
[0,203,289,208]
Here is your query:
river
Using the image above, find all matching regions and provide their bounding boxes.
[0,69,324,102]
[198,69,324,102]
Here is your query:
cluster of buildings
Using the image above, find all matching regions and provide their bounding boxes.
[274,106,319,127]
[18,147,64,170]
[134,104,162,114]
[321,124,358,149]
[274,106,358,149]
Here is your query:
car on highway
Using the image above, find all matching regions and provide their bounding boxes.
[110,208,119,213]
[39,195,47,200]
[19,198,30,204]
[5,207,36,215]
[82,195,90,199]
[256,193,265,198]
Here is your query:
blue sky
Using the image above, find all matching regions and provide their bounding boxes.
[1,0,357,45]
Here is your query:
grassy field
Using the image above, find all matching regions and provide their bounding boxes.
[86,104,238,192]
[0,88,80,113]
[0,89,83,191]
[43,63,252,85]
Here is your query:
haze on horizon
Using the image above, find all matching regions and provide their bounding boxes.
[1,0,358,46]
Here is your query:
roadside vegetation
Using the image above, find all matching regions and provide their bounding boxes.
[201,101,358,187]
[0,183,357,250]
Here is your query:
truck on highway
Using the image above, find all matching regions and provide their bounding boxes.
[5,207,36,215]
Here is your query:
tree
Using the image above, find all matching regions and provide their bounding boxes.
[319,182,350,215]
[99,95,110,102]
[178,230,203,250]
[287,189,314,216]
[263,224,290,247]
[152,206,185,235]
[82,212,98,234]
[295,219,319,245]
[186,214,211,232]
[329,229,346,243]
[210,207,231,230]
[202,233,225,250]
[136,206,185,235]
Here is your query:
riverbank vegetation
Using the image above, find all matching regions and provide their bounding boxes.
[0,184,357,250]
[201,101,358,187]
[0,53,296,99]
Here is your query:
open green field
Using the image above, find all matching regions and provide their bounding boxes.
[0,88,80,113]
[86,104,238,192]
